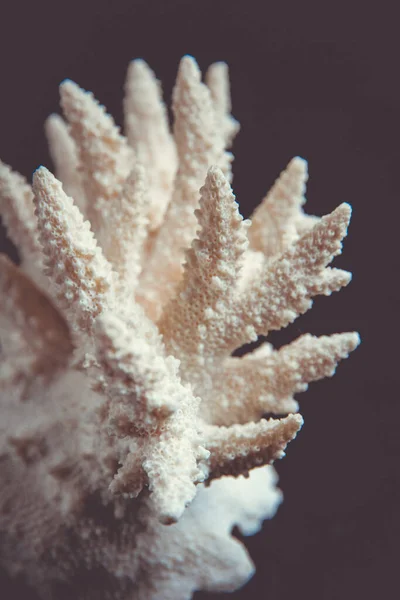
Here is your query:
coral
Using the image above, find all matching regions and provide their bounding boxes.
[0,55,359,599]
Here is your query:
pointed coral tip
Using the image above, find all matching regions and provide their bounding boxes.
[46,113,61,122]
[131,57,146,67]
[32,165,55,190]
[338,202,352,220]
[59,79,81,97]
[128,58,153,81]
[290,156,308,170]
[178,55,200,78]
[349,331,361,350]
[211,60,228,68]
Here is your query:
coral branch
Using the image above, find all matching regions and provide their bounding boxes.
[230,203,353,351]
[172,56,230,180]
[204,332,360,425]
[159,166,249,380]
[206,61,240,148]
[94,312,179,435]
[0,161,44,285]
[45,113,86,212]
[139,56,231,319]
[143,406,209,523]
[204,414,303,481]
[100,162,150,296]
[248,157,308,257]
[95,312,209,523]
[32,167,114,332]
[0,254,72,386]
[60,79,135,233]
[124,59,177,230]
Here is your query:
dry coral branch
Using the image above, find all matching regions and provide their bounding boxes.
[0,55,359,600]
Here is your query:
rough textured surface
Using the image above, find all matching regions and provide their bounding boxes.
[0,55,359,599]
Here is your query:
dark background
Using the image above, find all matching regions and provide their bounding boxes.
[0,1,398,599]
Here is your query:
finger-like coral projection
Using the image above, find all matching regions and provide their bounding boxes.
[0,55,359,600]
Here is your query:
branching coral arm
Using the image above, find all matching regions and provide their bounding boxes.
[32,167,114,333]
[123,59,177,230]
[309,267,352,295]
[59,80,135,234]
[139,56,231,319]
[227,203,353,353]
[248,157,308,258]
[0,254,72,385]
[171,56,231,181]
[44,113,86,212]
[101,162,150,296]
[238,157,311,293]
[204,414,303,482]
[94,312,208,523]
[203,332,360,426]
[93,312,179,436]
[205,61,240,149]
[0,161,44,285]
[143,410,209,524]
[159,166,249,378]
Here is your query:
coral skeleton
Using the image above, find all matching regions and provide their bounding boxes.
[0,55,359,599]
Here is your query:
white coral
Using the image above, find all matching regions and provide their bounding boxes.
[0,55,359,600]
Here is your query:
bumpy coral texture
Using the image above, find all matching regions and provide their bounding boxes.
[0,56,359,600]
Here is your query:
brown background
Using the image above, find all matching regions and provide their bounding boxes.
[0,1,398,599]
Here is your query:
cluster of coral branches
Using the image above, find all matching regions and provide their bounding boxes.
[0,56,358,599]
